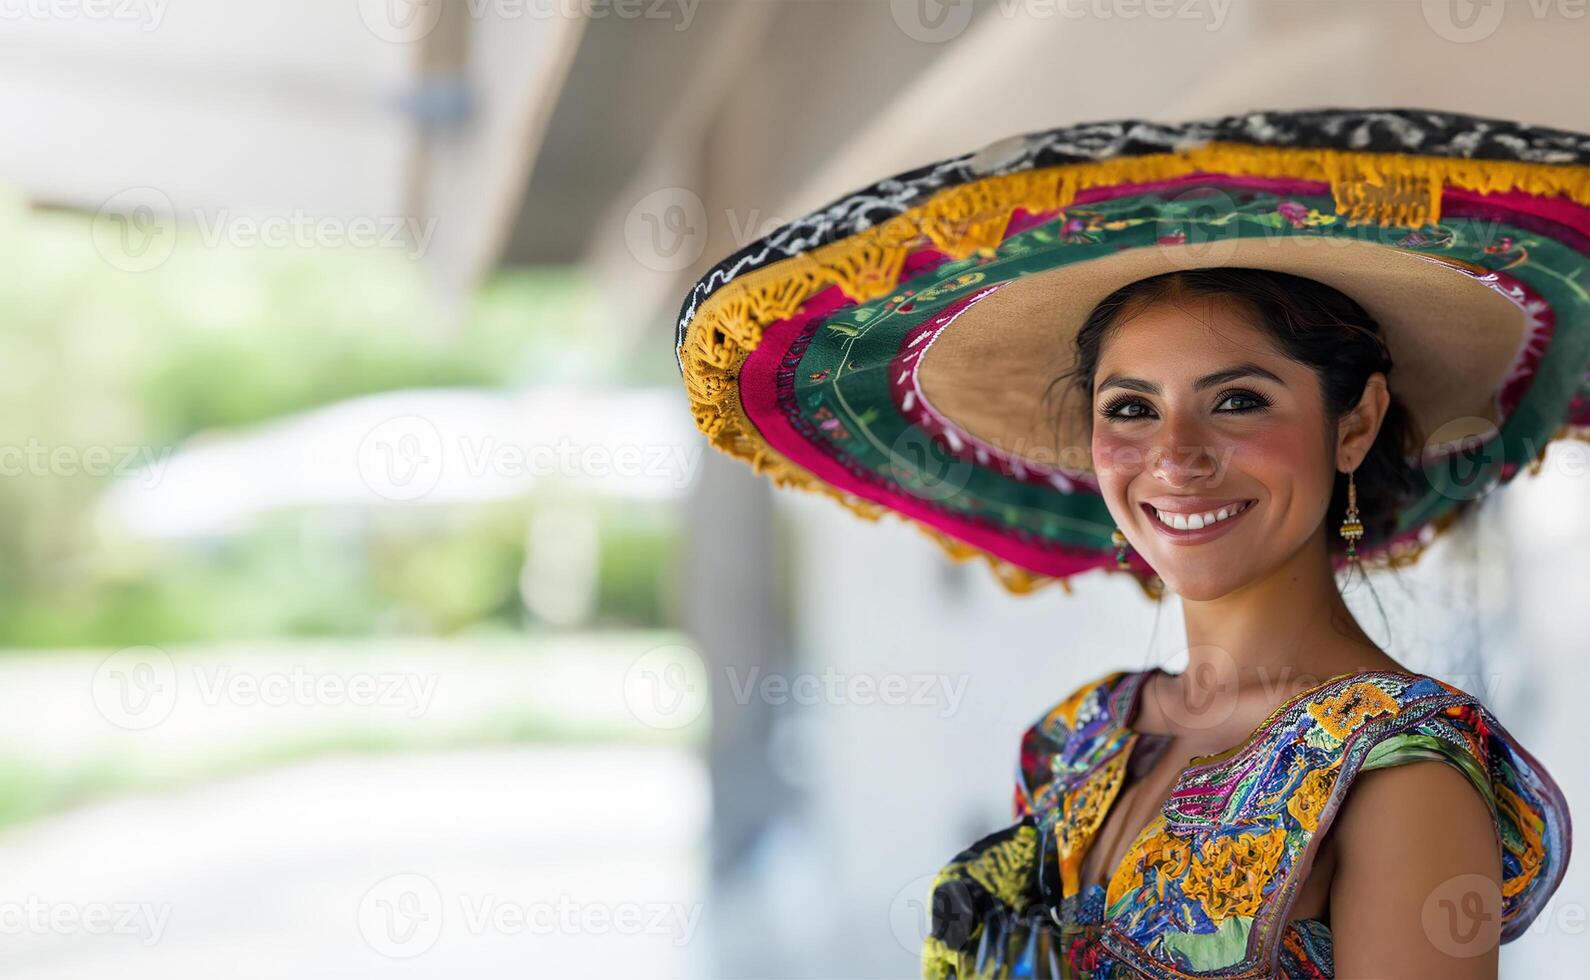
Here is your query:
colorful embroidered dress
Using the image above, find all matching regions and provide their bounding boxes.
[921,669,1571,978]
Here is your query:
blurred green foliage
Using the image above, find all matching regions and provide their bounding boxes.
[0,188,683,647]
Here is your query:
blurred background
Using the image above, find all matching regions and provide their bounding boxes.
[0,1,1586,976]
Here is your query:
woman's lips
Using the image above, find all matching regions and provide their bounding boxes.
[1139,500,1257,544]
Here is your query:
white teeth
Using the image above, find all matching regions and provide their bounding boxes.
[1153,500,1250,531]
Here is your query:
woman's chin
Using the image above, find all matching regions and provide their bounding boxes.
[1152,563,1250,601]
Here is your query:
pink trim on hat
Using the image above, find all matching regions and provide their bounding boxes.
[739,284,1119,580]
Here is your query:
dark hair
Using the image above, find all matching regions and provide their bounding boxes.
[1044,267,1425,570]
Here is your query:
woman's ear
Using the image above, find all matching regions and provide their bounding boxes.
[1336,372,1391,471]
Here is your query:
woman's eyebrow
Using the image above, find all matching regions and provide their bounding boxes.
[1096,363,1286,396]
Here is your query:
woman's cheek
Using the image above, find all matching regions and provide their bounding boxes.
[1091,429,1142,496]
[1228,425,1316,482]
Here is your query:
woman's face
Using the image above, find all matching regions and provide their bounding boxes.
[1089,293,1335,601]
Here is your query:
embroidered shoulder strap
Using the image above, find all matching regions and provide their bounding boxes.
[1100,671,1572,977]
[1015,670,1139,818]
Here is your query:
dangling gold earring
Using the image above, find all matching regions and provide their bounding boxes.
[1338,468,1364,564]
[1112,526,1130,569]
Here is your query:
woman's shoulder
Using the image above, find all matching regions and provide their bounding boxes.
[1026,668,1146,735]
[1244,669,1573,943]
[1014,668,1151,816]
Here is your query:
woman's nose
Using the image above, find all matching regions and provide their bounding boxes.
[1149,413,1219,486]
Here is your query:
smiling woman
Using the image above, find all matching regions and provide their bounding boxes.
[671,107,1586,977]
[1051,267,1424,601]
[927,265,1543,977]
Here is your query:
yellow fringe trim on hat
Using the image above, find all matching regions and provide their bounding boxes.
[680,142,1590,598]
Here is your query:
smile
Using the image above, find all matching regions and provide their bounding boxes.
[1140,499,1256,543]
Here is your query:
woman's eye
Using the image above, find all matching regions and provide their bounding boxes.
[1098,390,1269,421]
[1098,397,1151,420]
[1216,390,1269,413]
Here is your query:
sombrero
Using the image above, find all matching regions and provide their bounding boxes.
[673,108,1590,598]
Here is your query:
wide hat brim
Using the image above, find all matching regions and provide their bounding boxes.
[674,108,1590,597]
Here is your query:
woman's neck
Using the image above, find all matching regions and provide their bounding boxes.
[1176,531,1396,695]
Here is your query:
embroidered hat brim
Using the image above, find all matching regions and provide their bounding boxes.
[674,108,1590,597]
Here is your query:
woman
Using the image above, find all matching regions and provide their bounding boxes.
[920,266,1569,977]
[671,109,1584,976]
